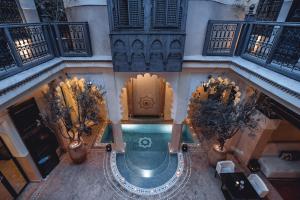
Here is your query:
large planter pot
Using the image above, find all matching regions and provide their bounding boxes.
[68,140,87,164]
[208,144,227,166]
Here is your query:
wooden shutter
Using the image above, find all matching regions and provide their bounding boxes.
[118,0,129,25]
[113,0,144,29]
[153,0,180,28]
[166,0,178,26]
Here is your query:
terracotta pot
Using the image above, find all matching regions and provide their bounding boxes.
[208,144,227,166]
[68,139,87,164]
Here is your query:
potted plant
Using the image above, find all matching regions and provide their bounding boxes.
[42,78,105,163]
[189,75,259,166]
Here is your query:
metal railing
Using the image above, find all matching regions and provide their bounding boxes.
[203,20,300,81]
[0,22,92,80]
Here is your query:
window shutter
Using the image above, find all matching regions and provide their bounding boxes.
[154,0,167,26]
[113,0,144,29]
[118,0,129,25]
[128,0,142,26]
[166,0,178,26]
[153,0,180,28]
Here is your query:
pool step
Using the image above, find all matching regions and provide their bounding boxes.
[116,153,178,188]
[124,151,170,177]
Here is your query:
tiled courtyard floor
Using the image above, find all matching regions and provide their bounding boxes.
[18,145,226,200]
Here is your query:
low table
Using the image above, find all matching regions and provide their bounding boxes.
[220,172,260,200]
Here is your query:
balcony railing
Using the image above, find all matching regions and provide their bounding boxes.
[0,22,92,80]
[203,20,300,81]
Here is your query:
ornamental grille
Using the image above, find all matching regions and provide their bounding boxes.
[245,24,276,60]
[0,29,16,74]
[34,0,67,22]
[0,0,22,23]
[255,0,283,21]
[10,26,50,63]
[272,27,300,72]
[203,22,241,56]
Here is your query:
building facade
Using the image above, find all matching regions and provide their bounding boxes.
[0,0,299,198]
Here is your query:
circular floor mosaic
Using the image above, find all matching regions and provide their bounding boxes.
[104,151,192,199]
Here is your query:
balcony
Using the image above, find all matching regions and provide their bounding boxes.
[0,22,92,80]
[203,20,300,81]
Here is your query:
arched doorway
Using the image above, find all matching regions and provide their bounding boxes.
[120,73,173,122]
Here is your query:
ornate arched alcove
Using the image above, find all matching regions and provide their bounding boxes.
[119,73,173,121]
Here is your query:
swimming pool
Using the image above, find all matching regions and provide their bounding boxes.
[100,123,195,144]
[106,124,194,195]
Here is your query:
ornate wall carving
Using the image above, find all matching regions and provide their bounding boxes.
[111,34,185,71]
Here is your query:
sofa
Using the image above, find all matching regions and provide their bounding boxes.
[258,142,300,178]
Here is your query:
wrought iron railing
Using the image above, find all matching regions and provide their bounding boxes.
[0,22,92,80]
[203,20,300,81]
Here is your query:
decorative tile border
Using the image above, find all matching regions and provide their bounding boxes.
[110,151,184,196]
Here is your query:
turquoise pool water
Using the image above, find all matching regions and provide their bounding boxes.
[105,124,194,189]
[100,123,194,143]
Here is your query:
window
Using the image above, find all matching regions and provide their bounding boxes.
[255,0,283,21]
[34,0,67,22]
[112,0,144,29]
[152,0,181,29]
[110,0,185,31]
[0,0,22,23]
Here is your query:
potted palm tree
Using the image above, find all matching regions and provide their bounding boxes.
[43,78,105,163]
[189,76,259,165]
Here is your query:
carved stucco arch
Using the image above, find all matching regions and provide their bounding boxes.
[120,73,174,121]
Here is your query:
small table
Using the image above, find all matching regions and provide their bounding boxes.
[220,172,260,200]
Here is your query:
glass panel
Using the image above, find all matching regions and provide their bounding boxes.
[0,140,27,194]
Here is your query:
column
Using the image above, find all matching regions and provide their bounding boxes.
[276,0,294,22]
[103,72,125,152]
[18,0,40,23]
[231,112,281,165]
[169,72,191,153]
[0,113,42,181]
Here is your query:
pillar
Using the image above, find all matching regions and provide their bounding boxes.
[0,112,42,181]
[103,72,125,152]
[18,0,40,23]
[169,72,191,153]
[230,112,281,165]
[276,0,294,22]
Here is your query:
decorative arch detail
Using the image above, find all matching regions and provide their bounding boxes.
[119,73,173,121]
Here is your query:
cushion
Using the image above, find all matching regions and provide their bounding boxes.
[259,156,300,178]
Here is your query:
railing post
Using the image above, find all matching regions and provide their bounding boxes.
[265,26,283,65]
[4,27,23,67]
[53,24,65,56]
[231,22,242,56]
[83,22,92,56]
[235,23,249,56]
[41,24,55,57]
[240,23,253,56]
[46,23,60,57]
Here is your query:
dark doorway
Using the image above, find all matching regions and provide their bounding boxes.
[0,138,28,199]
[8,98,59,178]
